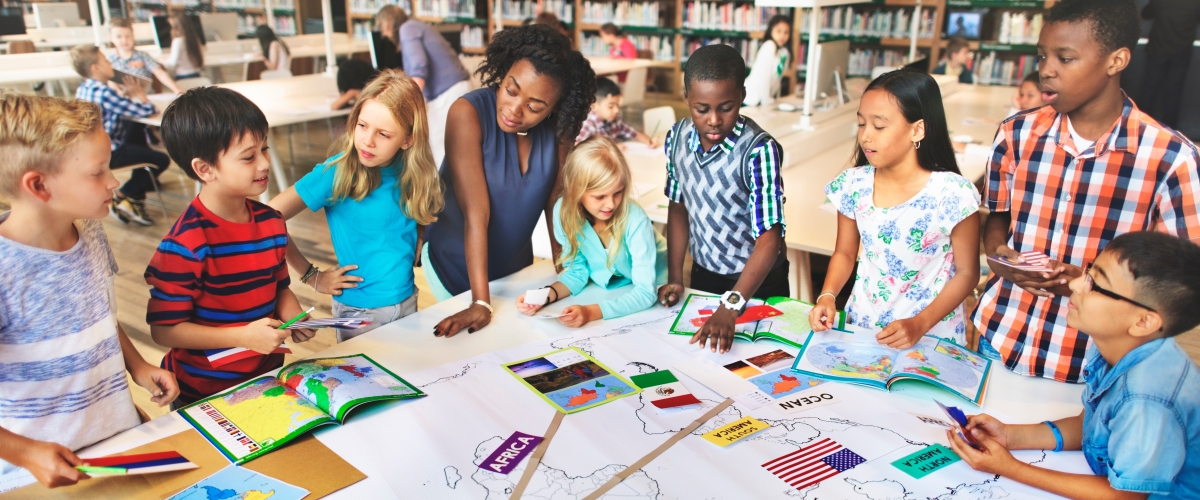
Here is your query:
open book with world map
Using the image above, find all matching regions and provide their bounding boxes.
[504,347,639,413]
[180,354,424,464]
[669,294,845,349]
[791,326,992,405]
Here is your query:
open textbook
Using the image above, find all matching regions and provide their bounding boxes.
[791,326,992,405]
[669,294,845,348]
[180,354,424,464]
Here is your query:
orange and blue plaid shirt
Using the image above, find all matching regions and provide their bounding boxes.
[972,95,1200,383]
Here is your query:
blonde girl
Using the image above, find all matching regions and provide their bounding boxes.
[270,70,443,340]
[516,136,667,327]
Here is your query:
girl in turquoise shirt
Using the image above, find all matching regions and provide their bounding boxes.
[517,136,667,326]
[270,70,443,340]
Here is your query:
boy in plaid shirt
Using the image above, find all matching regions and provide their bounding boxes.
[575,77,656,148]
[972,0,1200,383]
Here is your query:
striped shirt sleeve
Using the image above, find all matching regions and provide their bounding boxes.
[745,137,785,238]
[145,236,203,326]
[663,126,682,203]
[1153,141,1200,240]
[100,86,156,119]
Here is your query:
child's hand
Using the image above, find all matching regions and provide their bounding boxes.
[691,306,737,353]
[130,363,180,407]
[290,327,317,343]
[13,439,88,488]
[657,283,683,307]
[310,264,364,296]
[964,414,1011,449]
[876,317,929,348]
[559,305,600,328]
[809,295,838,331]
[516,293,543,315]
[239,317,288,354]
[946,428,1020,476]
[990,246,1072,298]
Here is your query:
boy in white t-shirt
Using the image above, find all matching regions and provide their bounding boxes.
[0,92,178,489]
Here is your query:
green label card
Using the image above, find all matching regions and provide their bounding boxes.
[891,444,960,479]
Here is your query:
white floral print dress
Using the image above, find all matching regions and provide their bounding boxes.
[824,165,981,344]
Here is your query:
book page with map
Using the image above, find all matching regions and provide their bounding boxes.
[791,326,991,405]
[670,294,845,349]
[180,354,425,464]
[503,347,640,414]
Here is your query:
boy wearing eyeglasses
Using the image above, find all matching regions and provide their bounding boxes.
[949,231,1200,499]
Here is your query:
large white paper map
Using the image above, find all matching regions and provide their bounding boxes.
[321,312,1091,499]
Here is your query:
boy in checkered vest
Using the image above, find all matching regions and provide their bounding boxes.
[656,44,787,354]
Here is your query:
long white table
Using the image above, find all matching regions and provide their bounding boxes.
[53,259,1082,498]
[587,56,673,77]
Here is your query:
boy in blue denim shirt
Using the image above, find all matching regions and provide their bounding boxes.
[949,231,1200,499]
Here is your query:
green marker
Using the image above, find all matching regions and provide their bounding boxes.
[77,466,127,475]
[278,306,315,330]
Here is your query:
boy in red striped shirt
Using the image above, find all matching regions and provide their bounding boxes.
[146,87,315,407]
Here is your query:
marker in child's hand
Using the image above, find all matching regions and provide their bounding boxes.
[278,307,315,330]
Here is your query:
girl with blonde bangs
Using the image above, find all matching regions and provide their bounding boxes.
[270,70,442,340]
[517,136,667,327]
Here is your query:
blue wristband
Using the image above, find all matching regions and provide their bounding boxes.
[1044,420,1063,452]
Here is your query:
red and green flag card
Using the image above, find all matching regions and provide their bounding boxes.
[630,370,702,410]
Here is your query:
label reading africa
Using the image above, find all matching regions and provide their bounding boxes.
[478,431,544,475]
[701,416,770,447]
[890,444,960,479]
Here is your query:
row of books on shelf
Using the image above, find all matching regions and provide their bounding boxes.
[799,6,934,39]
[209,0,295,10]
[461,25,485,48]
[580,32,673,61]
[682,37,763,66]
[580,1,660,28]
[973,51,1037,86]
[132,0,204,7]
[414,0,475,19]
[130,7,167,22]
[681,4,791,33]
[348,0,411,16]
[271,15,296,35]
[848,47,908,76]
[500,0,572,22]
[995,11,1042,45]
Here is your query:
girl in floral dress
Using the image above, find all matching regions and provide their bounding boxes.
[809,70,981,348]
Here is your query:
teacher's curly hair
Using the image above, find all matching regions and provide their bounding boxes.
[476,24,597,141]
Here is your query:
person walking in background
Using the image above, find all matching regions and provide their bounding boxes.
[1139,0,1200,130]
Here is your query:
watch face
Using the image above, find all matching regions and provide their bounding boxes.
[728,295,741,305]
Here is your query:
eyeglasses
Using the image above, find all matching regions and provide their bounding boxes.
[1084,264,1157,312]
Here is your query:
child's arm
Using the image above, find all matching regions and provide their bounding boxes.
[657,127,687,307]
[117,324,179,407]
[274,287,315,343]
[269,187,363,295]
[634,132,656,148]
[330,89,359,110]
[691,224,783,353]
[564,214,661,326]
[0,427,88,488]
[151,65,181,94]
[877,213,981,348]
[810,212,859,331]
[151,319,289,354]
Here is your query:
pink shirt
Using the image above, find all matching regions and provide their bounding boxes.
[609,38,638,82]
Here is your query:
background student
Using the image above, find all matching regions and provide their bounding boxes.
[810,70,981,348]
[517,136,667,327]
[256,25,291,74]
[271,71,443,340]
[743,14,791,107]
[933,37,974,84]
[576,77,656,148]
[108,17,182,93]
[972,0,1200,383]
[598,23,636,82]
[1009,71,1046,117]
[425,25,596,337]
[164,12,205,80]
[331,58,376,110]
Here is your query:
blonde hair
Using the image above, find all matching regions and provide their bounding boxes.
[556,136,632,269]
[0,92,103,197]
[375,5,408,38]
[70,44,101,78]
[326,69,442,225]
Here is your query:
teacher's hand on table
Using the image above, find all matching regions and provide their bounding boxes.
[310,264,363,296]
[434,303,492,337]
[691,306,737,353]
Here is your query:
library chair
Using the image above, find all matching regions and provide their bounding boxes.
[621,68,648,110]
[642,106,675,145]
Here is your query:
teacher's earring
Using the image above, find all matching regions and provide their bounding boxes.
[914,140,921,150]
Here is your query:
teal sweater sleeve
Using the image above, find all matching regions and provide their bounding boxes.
[597,211,660,319]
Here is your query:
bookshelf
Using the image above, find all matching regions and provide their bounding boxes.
[126,0,301,36]
[947,0,1055,86]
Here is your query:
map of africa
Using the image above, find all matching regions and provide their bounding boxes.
[544,375,635,410]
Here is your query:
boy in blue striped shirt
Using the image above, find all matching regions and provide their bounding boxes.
[657,44,788,354]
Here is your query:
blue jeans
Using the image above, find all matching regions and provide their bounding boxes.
[331,291,417,342]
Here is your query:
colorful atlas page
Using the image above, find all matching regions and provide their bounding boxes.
[168,465,308,500]
[668,294,844,348]
[180,354,424,464]
[503,347,640,414]
[791,326,992,405]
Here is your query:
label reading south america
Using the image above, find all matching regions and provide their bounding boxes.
[701,417,771,447]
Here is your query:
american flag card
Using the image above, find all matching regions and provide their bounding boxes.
[762,438,866,491]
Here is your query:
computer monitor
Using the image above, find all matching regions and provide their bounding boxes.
[813,39,850,105]
[198,12,238,42]
[0,14,25,35]
[31,3,81,29]
[946,12,982,40]
[368,31,401,70]
[152,14,204,49]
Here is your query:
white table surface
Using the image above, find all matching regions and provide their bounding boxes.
[70,259,1083,498]
[587,56,671,76]
[136,73,348,129]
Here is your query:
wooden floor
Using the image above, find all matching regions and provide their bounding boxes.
[3,100,1199,420]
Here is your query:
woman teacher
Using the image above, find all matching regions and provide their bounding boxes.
[375,5,472,164]
[424,25,596,337]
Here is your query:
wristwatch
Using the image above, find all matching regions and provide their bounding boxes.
[719,290,747,315]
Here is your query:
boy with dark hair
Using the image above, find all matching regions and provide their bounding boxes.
[952,231,1199,499]
[575,76,656,147]
[71,44,172,226]
[972,0,1200,383]
[148,87,314,407]
[933,37,974,84]
[657,44,787,354]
